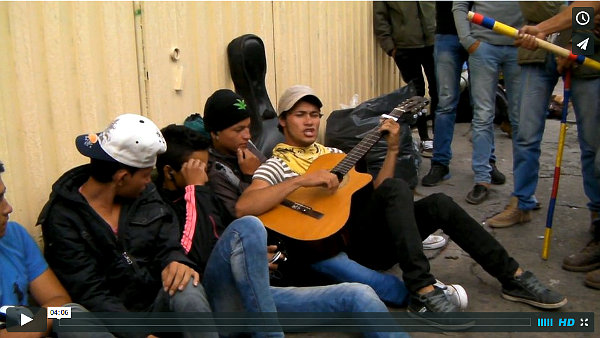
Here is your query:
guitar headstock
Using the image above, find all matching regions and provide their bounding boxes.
[389,96,430,125]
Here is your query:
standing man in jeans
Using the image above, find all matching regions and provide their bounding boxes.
[505,1,600,290]
[453,1,522,204]
[421,1,470,186]
[486,2,564,227]
[373,1,437,157]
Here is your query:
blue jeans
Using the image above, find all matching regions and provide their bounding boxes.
[152,279,217,338]
[203,216,407,338]
[432,34,469,166]
[469,42,521,183]
[310,252,409,307]
[513,55,560,210]
[571,76,600,212]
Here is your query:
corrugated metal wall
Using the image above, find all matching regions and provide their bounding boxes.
[0,1,401,237]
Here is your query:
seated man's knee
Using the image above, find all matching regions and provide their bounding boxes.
[378,178,411,196]
[343,283,387,311]
[228,216,267,238]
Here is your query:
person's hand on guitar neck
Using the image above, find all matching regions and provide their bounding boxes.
[380,117,401,154]
[373,117,401,189]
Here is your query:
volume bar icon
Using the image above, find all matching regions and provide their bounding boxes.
[538,318,553,326]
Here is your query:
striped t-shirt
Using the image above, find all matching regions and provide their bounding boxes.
[253,147,343,185]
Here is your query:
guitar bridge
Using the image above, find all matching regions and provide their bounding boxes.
[281,199,324,219]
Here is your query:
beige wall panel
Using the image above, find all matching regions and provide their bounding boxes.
[139,1,277,128]
[0,1,401,237]
[0,2,140,235]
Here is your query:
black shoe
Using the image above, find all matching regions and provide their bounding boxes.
[466,184,488,204]
[490,161,506,185]
[422,162,450,187]
[407,287,459,313]
[407,287,473,330]
[502,271,568,309]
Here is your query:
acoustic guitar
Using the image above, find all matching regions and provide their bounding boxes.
[258,96,429,241]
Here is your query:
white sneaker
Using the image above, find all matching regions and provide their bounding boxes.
[422,234,446,250]
[420,140,433,158]
[435,280,468,310]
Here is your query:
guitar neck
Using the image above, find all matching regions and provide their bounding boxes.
[329,96,428,177]
[331,126,382,176]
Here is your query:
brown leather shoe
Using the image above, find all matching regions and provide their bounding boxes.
[563,240,600,272]
[486,197,531,228]
[585,269,600,289]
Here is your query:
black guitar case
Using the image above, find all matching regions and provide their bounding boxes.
[227,34,284,158]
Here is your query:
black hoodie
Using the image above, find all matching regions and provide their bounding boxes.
[37,165,195,321]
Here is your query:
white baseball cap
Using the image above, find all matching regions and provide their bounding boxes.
[277,85,323,116]
[75,114,167,168]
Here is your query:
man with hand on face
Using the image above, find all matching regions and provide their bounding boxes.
[38,114,215,338]
[202,89,265,219]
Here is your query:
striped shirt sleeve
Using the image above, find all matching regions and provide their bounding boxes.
[253,157,298,185]
[253,147,344,185]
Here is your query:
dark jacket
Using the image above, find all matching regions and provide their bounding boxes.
[206,147,253,219]
[157,184,230,273]
[37,165,194,316]
[373,1,436,54]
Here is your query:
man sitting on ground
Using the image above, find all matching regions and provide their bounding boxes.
[1,160,113,338]
[38,114,215,338]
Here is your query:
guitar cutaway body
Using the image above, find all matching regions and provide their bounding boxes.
[258,153,372,241]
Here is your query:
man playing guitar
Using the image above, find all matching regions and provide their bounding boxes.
[236,85,567,314]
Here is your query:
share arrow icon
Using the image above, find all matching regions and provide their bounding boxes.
[577,37,590,51]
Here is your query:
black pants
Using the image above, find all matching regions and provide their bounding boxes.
[393,46,437,141]
[347,178,519,293]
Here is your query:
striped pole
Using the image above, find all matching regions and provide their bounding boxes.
[542,70,571,260]
[468,11,600,71]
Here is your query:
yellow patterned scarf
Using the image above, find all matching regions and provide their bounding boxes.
[271,142,331,175]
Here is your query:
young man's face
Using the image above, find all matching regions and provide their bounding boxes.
[117,167,154,199]
[280,101,322,147]
[212,118,251,156]
[0,177,13,238]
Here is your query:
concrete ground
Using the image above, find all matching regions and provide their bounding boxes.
[290,115,599,337]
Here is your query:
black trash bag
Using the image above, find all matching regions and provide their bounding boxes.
[324,84,422,189]
[227,34,284,157]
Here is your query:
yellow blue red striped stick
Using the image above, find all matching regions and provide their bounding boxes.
[468,11,600,71]
[542,70,571,260]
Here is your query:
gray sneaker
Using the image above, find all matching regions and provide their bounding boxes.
[407,286,459,313]
[501,271,567,309]
[435,280,468,310]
